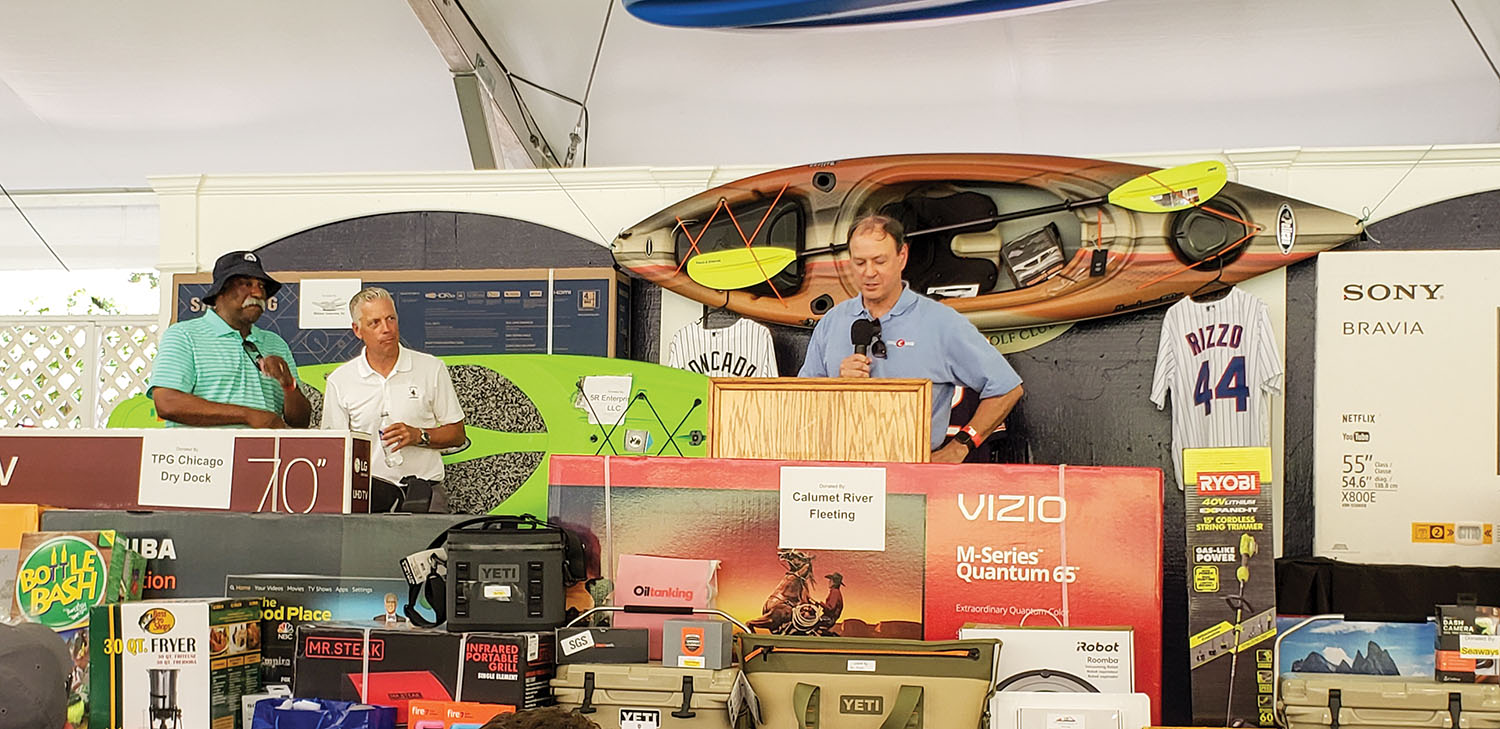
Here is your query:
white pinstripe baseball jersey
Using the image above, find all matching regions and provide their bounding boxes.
[1150,288,1283,484]
[666,318,779,377]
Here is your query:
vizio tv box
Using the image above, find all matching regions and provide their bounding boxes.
[959,624,1135,693]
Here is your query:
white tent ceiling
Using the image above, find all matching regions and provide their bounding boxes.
[1,0,1497,269]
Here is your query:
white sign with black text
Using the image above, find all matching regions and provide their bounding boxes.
[1314,251,1500,566]
[137,430,234,509]
[779,466,886,551]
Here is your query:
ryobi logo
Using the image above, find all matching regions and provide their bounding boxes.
[841,696,883,715]
[1196,472,1260,495]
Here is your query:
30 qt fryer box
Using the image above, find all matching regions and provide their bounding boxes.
[294,625,556,725]
[90,598,263,729]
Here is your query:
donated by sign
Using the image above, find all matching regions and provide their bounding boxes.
[779,466,887,551]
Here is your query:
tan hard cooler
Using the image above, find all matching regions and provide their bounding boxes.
[553,663,740,729]
[1280,675,1500,729]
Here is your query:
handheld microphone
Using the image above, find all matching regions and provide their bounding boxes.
[851,319,876,356]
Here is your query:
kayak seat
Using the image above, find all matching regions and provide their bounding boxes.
[880,191,1000,296]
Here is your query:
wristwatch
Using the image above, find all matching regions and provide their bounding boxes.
[955,425,980,452]
[418,429,431,447]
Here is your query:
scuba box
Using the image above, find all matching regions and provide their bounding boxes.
[404,514,586,632]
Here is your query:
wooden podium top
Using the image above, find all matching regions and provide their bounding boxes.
[707,377,932,463]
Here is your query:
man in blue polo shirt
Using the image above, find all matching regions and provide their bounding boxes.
[799,214,1023,463]
[148,251,311,428]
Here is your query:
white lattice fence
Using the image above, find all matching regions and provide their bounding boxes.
[0,317,158,428]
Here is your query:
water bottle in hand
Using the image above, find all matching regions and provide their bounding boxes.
[380,411,404,467]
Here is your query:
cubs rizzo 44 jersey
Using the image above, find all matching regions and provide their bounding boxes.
[1150,287,1283,485]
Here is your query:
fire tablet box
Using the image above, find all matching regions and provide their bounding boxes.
[294,624,555,725]
[959,624,1135,693]
[90,598,264,729]
[407,700,516,728]
[663,619,733,670]
[1436,604,1500,682]
[226,574,411,687]
[557,627,652,664]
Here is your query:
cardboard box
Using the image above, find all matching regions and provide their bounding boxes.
[0,502,45,548]
[1437,604,1500,682]
[663,619,733,670]
[959,624,1135,692]
[407,700,516,729]
[225,574,411,686]
[549,455,1166,722]
[90,598,264,729]
[557,626,651,664]
[294,625,556,725]
[1275,616,1436,678]
[42,510,471,599]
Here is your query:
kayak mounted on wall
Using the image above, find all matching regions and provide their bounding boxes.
[611,153,1364,330]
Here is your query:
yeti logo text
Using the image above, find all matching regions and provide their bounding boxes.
[1197,472,1260,495]
[1341,283,1444,301]
[0,455,15,486]
[841,696,884,714]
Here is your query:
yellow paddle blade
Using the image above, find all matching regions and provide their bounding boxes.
[1108,161,1229,214]
[686,246,797,290]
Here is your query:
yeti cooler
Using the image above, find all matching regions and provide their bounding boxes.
[552,663,737,729]
[1280,675,1500,729]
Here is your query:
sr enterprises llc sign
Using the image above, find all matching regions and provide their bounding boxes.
[1314,251,1500,566]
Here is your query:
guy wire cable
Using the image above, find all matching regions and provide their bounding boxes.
[0,180,69,270]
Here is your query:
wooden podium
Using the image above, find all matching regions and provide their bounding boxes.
[707,378,931,462]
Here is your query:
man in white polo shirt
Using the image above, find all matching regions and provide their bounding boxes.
[321,287,465,492]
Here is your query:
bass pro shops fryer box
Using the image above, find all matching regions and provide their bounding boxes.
[90,598,264,729]
[294,625,556,725]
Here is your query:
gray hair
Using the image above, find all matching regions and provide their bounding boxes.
[349,286,395,321]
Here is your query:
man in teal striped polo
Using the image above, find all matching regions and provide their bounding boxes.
[148,251,311,428]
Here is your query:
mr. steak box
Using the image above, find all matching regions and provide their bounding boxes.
[294,625,555,724]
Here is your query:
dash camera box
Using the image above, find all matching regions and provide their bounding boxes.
[225,574,410,687]
[90,598,264,729]
[959,624,1135,692]
[663,619,734,670]
[1437,604,1500,682]
[294,625,556,725]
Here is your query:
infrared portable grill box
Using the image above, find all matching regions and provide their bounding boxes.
[1437,604,1500,682]
[958,624,1135,693]
[440,515,582,632]
[1279,675,1500,729]
[90,597,264,729]
[225,573,411,687]
[552,663,739,729]
[293,624,556,725]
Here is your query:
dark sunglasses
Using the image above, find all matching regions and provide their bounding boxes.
[242,339,263,365]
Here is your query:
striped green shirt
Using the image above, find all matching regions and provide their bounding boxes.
[147,309,300,427]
